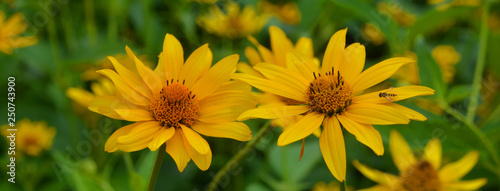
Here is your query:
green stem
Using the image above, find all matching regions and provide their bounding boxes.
[466,0,490,122]
[83,0,97,46]
[147,144,166,191]
[340,180,347,191]
[207,121,272,191]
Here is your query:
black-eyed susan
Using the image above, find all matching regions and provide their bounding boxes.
[258,0,302,25]
[1,119,56,157]
[0,11,38,54]
[233,28,435,181]
[89,34,256,172]
[353,130,487,191]
[197,2,269,39]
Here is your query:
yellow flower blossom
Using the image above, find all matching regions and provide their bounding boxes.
[0,12,38,54]
[89,34,256,172]
[197,2,269,39]
[2,119,56,157]
[377,2,416,27]
[432,45,460,84]
[354,130,487,191]
[312,181,353,191]
[362,23,385,46]
[233,28,435,181]
[258,0,302,25]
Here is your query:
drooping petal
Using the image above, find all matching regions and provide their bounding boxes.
[277,112,324,146]
[342,43,365,82]
[438,151,480,182]
[232,73,306,102]
[351,57,415,93]
[337,115,384,155]
[97,69,149,106]
[253,63,310,93]
[105,122,140,152]
[385,103,427,121]
[179,44,212,89]
[343,103,409,125]
[319,117,346,182]
[237,105,309,121]
[422,138,442,170]
[116,121,162,152]
[162,34,184,80]
[353,160,400,187]
[270,26,294,67]
[107,56,152,98]
[321,29,347,75]
[88,96,140,120]
[443,178,487,190]
[148,127,175,151]
[389,130,416,172]
[353,85,435,104]
[191,55,239,100]
[180,130,212,171]
[191,122,252,141]
[180,125,210,155]
[166,131,191,172]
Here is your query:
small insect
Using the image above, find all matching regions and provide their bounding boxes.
[379,88,397,101]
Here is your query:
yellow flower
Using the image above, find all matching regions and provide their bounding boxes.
[312,181,354,191]
[377,2,416,27]
[362,23,385,46]
[67,78,115,108]
[0,12,38,54]
[354,130,487,191]
[197,2,269,39]
[2,119,56,157]
[258,0,302,25]
[432,45,460,84]
[392,51,419,85]
[233,28,435,181]
[89,34,256,172]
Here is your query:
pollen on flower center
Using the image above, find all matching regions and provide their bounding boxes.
[400,160,441,191]
[148,81,199,128]
[306,69,353,116]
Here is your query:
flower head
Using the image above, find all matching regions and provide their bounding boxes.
[377,2,415,27]
[431,45,460,84]
[233,28,435,181]
[354,130,487,191]
[258,0,302,25]
[2,119,56,157]
[89,34,256,172]
[0,12,38,54]
[197,2,269,39]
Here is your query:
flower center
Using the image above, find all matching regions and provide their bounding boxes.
[400,160,441,191]
[306,70,353,116]
[148,81,199,128]
[24,136,38,146]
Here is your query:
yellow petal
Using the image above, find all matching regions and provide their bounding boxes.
[191,122,252,141]
[237,105,309,121]
[148,127,175,151]
[353,85,435,104]
[180,125,210,155]
[88,96,139,120]
[114,108,153,121]
[3,13,25,34]
[337,115,384,155]
[116,121,162,152]
[353,160,400,187]
[270,26,294,67]
[134,56,163,94]
[342,43,365,82]
[179,44,212,89]
[439,151,480,182]
[277,112,324,146]
[286,52,318,82]
[180,130,212,171]
[294,37,314,59]
[232,73,306,102]
[253,63,309,93]
[443,178,487,190]
[236,62,264,77]
[321,29,347,75]
[166,131,191,172]
[191,54,239,100]
[244,46,262,66]
[155,52,167,82]
[344,103,409,125]
[66,87,94,107]
[358,185,394,191]
[257,45,275,65]
[385,103,427,121]
[423,138,442,169]
[105,123,140,152]
[198,88,256,123]
[107,56,151,98]
[97,69,149,106]
[162,34,184,80]
[351,57,415,93]
[389,129,416,172]
[319,117,346,182]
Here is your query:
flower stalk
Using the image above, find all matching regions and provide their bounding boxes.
[147,144,167,191]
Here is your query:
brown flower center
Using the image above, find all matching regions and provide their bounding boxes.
[400,160,441,191]
[306,69,353,116]
[148,81,199,128]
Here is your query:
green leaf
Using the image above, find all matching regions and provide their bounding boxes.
[408,7,475,40]
[414,35,447,101]
[446,85,472,104]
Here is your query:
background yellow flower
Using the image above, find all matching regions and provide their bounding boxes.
[2,119,56,157]
[0,11,37,54]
